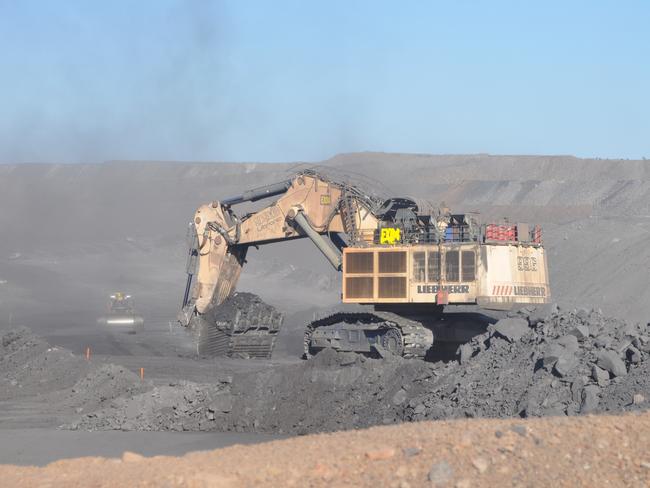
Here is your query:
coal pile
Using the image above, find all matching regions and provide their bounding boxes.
[403,305,650,422]
[0,327,92,399]
[72,305,650,434]
[63,364,151,413]
[209,292,281,325]
[70,351,433,433]
[0,328,151,424]
[68,380,231,431]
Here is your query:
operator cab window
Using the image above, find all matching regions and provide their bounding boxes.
[413,252,426,283]
[445,250,460,282]
[462,250,476,281]
[428,251,440,281]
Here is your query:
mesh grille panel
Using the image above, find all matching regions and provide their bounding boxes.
[378,277,406,298]
[378,251,406,273]
[345,277,374,298]
[345,252,374,274]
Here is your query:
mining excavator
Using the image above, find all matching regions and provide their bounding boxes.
[178,169,550,359]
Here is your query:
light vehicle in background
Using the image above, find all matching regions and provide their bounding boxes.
[98,292,144,333]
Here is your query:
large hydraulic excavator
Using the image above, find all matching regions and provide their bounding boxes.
[178,169,550,359]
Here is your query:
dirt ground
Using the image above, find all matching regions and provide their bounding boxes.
[2,411,649,487]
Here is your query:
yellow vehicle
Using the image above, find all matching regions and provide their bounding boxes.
[179,169,550,359]
[98,292,144,333]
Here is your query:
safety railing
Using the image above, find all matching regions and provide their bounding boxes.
[352,223,542,246]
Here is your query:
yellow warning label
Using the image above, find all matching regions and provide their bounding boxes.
[380,228,401,244]
[320,194,332,205]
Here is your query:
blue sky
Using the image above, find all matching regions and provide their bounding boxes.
[0,1,648,163]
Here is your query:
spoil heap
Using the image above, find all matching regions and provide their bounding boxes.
[403,305,650,422]
[0,328,150,424]
[68,379,231,431]
[72,305,650,434]
[0,327,91,400]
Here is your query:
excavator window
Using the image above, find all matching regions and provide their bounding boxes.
[445,251,460,282]
[413,252,426,283]
[462,251,476,281]
[428,251,441,281]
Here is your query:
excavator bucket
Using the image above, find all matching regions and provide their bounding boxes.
[195,292,283,358]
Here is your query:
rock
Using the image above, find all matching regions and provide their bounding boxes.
[571,377,587,403]
[621,323,640,338]
[403,447,421,457]
[491,318,530,343]
[596,350,627,377]
[458,344,473,364]
[208,393,233,413]
[527,303,558,325]
[365,448,396,460]
[414,404,426,415]
[633,336,650,353]
[542,344,565,369]
[553,353,578,377]
[121,451,145,463]
[580,385,600,413]
[626,346,642,364]
[510,424,527,437]
[569,325,590,341]
[591,365,610,386]
[556,335,579,352]
[428,461,453,485]
[594,335,612,349]
[633,393,645,405]
[392,388,408,406]
[472,457,489,474]
[576,308,590,320]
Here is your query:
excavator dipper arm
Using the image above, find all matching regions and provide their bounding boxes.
[184,172,380,318]
[178,171,383,358]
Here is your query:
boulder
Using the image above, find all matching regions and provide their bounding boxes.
[526,303,559,325]
[591,365,610,386]
[596,350,627,377]
[580,385,600,413]
[553,353,578,377]
[491,318,530,343]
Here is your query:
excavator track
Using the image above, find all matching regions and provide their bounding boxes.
[304,311,433,360]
